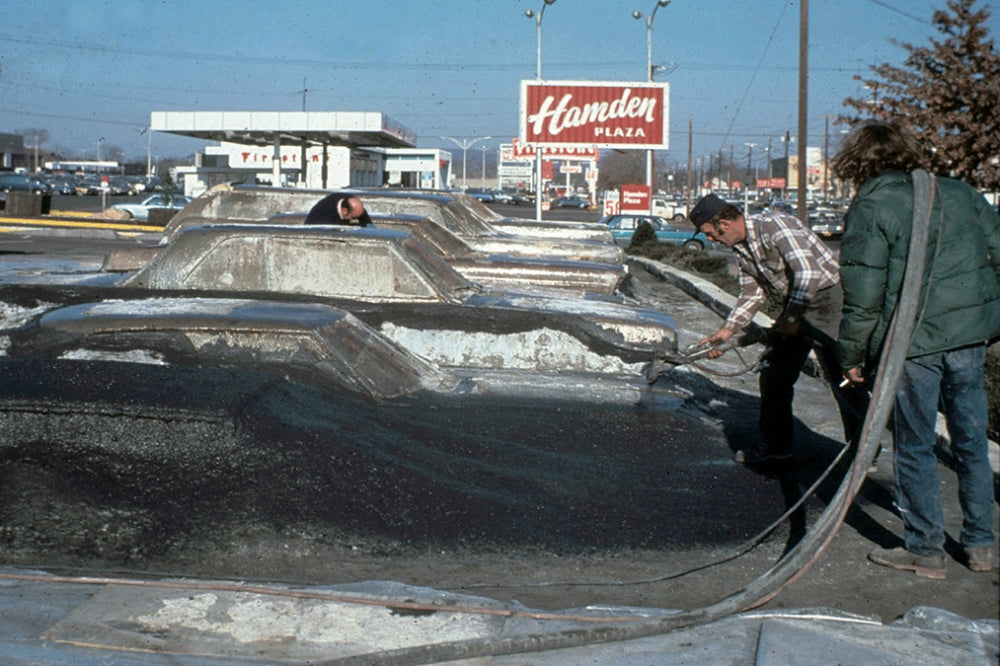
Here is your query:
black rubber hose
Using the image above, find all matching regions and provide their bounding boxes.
[320,173,936,666]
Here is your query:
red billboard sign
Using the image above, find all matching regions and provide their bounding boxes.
[757,177,787,189]
[620,184,651,211]
[520,81,669,149]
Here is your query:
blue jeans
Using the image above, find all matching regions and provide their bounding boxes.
[893,345,996,556]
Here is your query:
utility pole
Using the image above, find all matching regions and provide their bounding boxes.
[823,115,830,202]
[728,145,734,195]
[686,118,693,211]
[796,0,809,222]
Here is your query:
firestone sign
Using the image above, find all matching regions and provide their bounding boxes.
[520,80,669,149]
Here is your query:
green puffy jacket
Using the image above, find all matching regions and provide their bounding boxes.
[838,170,1000,369]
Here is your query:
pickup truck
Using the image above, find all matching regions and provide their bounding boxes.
[651,198,689,222]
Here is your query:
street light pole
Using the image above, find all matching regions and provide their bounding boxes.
[525,0,557,221]
[440,136,491,190]
[479,145,489,189]
[633,0,670,215]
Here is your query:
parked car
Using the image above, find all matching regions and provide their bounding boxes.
[551,196,590,209]
[107,177,133,195]
[489,190,516,204]
[0,172,53,194]
[108,193,192,221]
[42,174,79,195]
[74,176,102,196]
[466,188,494,203]
[808,208,845,239]
[651,198,688,221]
[599,214,716,251]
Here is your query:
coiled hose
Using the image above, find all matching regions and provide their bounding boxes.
[323,172,936,665]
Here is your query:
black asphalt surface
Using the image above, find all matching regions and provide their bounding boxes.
[0,196,994,627]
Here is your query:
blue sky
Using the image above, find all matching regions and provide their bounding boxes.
[1,0,992,168]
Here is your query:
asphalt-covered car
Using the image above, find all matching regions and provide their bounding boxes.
[167,186,623,263]
[551,195,590,209]
[600,214,716,251]
[0,224,678,385]
[109,193,192,220]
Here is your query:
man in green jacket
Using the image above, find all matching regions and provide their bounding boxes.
[833,121,1000,579]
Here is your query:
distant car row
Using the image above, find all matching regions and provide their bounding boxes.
[0,172,163,197]
[465,188,530,205]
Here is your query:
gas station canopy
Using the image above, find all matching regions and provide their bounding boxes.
[150,111,417,149]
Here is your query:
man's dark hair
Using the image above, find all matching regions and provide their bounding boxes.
[699,203,742,230]
[831,120,924,187]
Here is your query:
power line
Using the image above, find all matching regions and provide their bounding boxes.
[1,34,858,75]
[865,0,934,26]
[717,0,791,153]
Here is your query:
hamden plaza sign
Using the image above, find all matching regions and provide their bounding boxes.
[519,80,669,150]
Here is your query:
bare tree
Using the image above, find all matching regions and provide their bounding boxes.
[840,0,1000,189]
[597,151,645,191]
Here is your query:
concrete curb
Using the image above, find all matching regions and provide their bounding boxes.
[628,255,1000,478]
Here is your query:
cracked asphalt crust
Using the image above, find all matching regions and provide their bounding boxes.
[0,261,996,624]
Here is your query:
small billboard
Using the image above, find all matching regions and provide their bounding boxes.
[520,81,669,149]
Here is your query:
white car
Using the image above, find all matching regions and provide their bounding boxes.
[109,194,192,221]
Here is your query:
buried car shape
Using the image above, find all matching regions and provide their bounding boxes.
[0,224,676,381]
[361,188,615,243]
[112,224,676,374]
[167,185,621,261]
[272,211,628,295]
[103,211,628,296]
[1,296,679,406]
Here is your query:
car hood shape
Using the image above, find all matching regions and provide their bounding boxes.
[112,224,675,373]
[2,295,685,406]
[4,297,452,400]
[368,188,615,243]
[165,184,623,264]
[2,226,675,377]
[255,212,628,296]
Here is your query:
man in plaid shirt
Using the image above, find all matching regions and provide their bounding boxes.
[690,193,867,465]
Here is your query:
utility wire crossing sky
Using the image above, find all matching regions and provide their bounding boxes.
[0,0,989,166]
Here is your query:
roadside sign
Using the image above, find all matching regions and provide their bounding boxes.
[620,184,651,211]
[520,80,669,149]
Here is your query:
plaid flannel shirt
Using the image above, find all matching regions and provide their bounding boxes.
[724,208,840,332]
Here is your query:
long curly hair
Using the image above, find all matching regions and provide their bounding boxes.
[831,120,925,187]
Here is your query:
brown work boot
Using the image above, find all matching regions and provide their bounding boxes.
[868,547,947,579]
[963,546,996,572]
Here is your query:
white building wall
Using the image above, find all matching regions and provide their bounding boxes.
[177,143,450,196]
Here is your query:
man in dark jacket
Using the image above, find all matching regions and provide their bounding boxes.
[833,120,1000,579]
[304,194,372,227]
